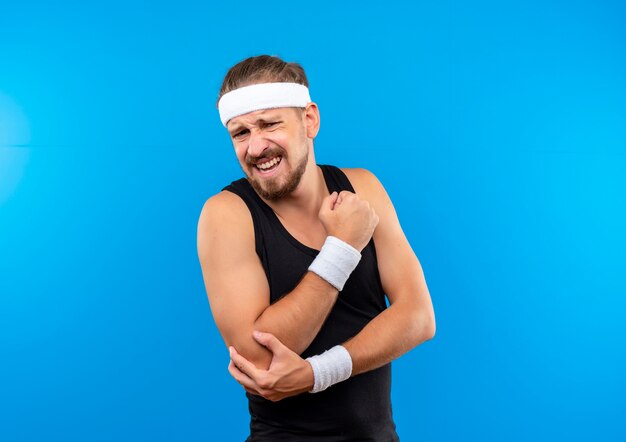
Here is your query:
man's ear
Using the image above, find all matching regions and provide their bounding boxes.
[303,102,320,139]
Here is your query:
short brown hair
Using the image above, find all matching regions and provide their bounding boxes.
[216,55,309,106]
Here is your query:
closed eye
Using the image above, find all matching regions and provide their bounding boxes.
[233,129,249,139]
[231,121,280,139]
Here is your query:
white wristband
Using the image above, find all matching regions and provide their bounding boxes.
[308,236,361,291]
[306,345,353,393]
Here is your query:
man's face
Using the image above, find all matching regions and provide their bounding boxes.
[227,107,309,201]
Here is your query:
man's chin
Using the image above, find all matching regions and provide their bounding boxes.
[245,151,307,201]
[248,177,287,201]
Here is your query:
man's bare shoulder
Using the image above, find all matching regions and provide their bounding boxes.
[340,167,388,201]
[197,190,253,253]
[199,190,249,222]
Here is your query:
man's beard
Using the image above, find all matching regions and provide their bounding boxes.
[245,148,309,201]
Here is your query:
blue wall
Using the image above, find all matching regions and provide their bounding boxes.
[1,1,625,440]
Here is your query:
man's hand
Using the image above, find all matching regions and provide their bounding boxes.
[319,190,379,252]
[228,331,314,402]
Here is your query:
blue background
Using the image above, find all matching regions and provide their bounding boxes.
[1,1,625,440]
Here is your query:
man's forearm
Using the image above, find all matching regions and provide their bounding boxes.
[226,298,435,401]
[248,272,338,365]
[245,233,364,367]
[343,298,436,376]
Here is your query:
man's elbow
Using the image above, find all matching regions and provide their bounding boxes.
[410,308,436,345]
[230,336,273,370]
[422,312,436,341]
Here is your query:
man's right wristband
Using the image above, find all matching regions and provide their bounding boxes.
[308,236,361,291]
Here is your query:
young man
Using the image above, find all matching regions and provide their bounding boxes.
[197,55,435,440]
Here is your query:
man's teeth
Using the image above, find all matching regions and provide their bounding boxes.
[256,157,281,170]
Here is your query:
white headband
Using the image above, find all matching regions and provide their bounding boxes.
[218,82,311,127]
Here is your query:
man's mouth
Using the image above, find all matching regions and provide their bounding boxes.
[255,156,282,172]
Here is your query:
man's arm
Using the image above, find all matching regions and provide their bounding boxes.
[197,189,377,370]
[227,169,435,398]
[341,167,435,375]
[197,191,336,370]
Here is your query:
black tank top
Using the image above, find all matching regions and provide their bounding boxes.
[223,165,399,441]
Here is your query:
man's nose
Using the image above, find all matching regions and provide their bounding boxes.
[247,130,269,158]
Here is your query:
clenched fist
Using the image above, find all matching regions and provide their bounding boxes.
[318,191,379,252]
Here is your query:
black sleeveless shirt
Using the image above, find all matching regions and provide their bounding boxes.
[223,165,399,441]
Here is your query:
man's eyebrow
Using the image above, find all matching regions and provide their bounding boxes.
[228,114,281,134]
[227,123,244,134]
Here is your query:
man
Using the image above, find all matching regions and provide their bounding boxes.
[197,55,435,441]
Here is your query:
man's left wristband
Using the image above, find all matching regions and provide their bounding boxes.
[306,345,353,393]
